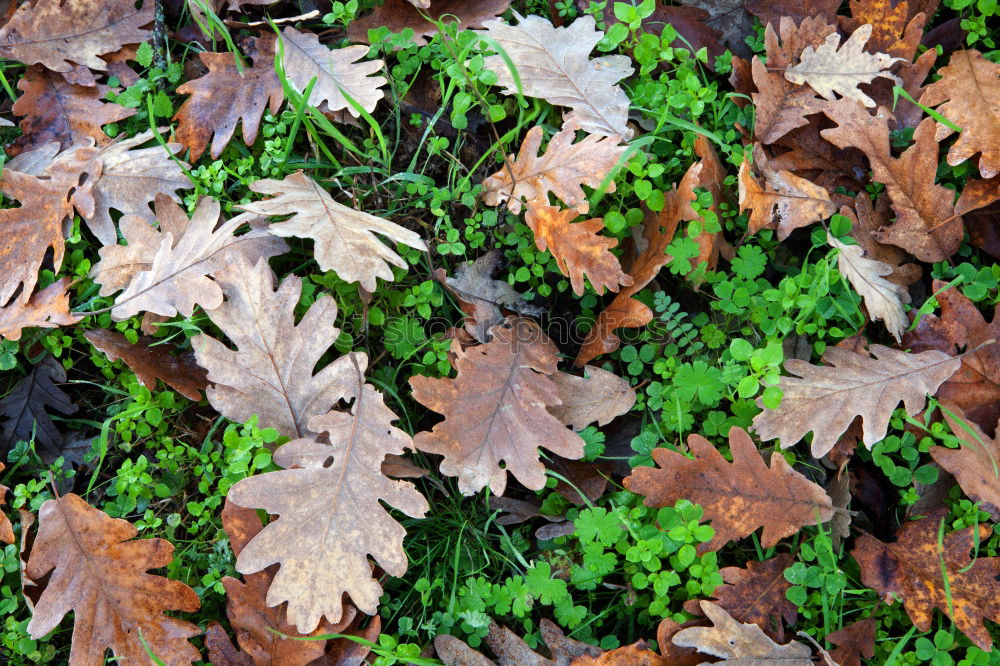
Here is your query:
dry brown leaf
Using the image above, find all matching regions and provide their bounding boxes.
[83,329,208,401]
[478,13,634,138]
[919,49,1000,179]
[752,344,961,458]
[0,463,12,545]
[0,278,79,342]
[573,160,699,366]
[173,34,284,160]
[279,27,386,116]
[826,617,876,666]
[694,554,797,642]
[842,197,922,288]
[821,101,963,262]
[10,66,134,156]
[239,171,426,292]
[0,0,152,85]
[828,232,909,341]
[23,493,200,664]
[91,194,287,320]
[903,280,1000,434]
[853,508,1000,651]
[87,130,192,246]
[672,601,814,664]
[482,123,626,214]
[193,256,366,441]
[625,427,834,552]
[435,617,609,665]
[548,365,636,430]
[683,135,729,274]
[525,203,632,296]
[932,404,1000,518]
[679,0,754,59]
[0,143,100,307]
[411,317,585,495]
[227,383,429,633]
[739,144,837,238]
[0,357,78,460]
[840,0,926,59]
[348,0,511,46]
[785,24,903,107]
[956,177,1000,217]
[435,250,543,344]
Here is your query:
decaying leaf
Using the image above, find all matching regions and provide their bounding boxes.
[278,27,386,116]
[785,24,903,108]
[828,232,909,341]
[0,278,79,342]
[525,204,632,296]
[87,130,193,246]
[348,0,512,46]
[842,197,922,288]
[753,344,960,458]
[436,250,543,344]
[932,404,1000,519]
[672,601,814,664]
[822,101,963,262]
[206,500,379,665]
[840,0,926,59]
[239,171,426,292]
[739,144,837,238]
[23,493,201,664]
[411,318,585,495]
[0,0,153,85]
[903,280,1000,434]
[173,34,284,160]
[853,508,1000,651]
[0,357,78,460]
[478,13,634,137]
[0,143,100,307]
[0,463,12,545]
[482,123,626,214]
[193,256,364,441]
[10,66,134,155]
[83,329,207,401]
[91,194,287,320]
[919,49,999,179]
[625,427,834,552]
[435,617,625,665]
[227,383,429,633]
[826,617,876,666]
[548,365,636,430]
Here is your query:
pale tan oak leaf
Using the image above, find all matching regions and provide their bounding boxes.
[548,365,636,430]
[828,233,909,342]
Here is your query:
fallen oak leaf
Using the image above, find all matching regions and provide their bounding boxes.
[482,122,626,215]
[83,329,207,401]
[751,344,961,458]
[525,203,632,296]
[23,493,201,664]
[932,403,1000,519]
[840,0,926,59]
[548,365,636,430]
[0,278,80,342]
[0,356,78,461]
[672,601,814,664]
[239,170,426,292]
[825,617,876,666]
[410,317,585,495]
[828,232,909,342]
[625,427,834,552]
[739,144,837,238]
[348,0,512,46]
[785,24,903,108]
[853,508,1000,651]
[0,463,11,544]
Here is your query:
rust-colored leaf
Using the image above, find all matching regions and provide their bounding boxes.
[739,144,836,238]
[0,463,12,545]
[0,143,100,307]
[853,508,1000,651]
[525,203,632,296]
[697,554,797,642]
[0,0,152,85]
[625,427,834,552]
[826,617,876,666]
[903,280,1000,434]
[10,66,134,155]
[752,343,960,458]
[193,256,365,441]
[932,404,1000,518]
[348,0,512,46]
[684,135,729,274]
[0,278,79,342]
[23,493,200,664]
[840,0,926,59]
[227,383,429,633]
[83,329,207,401]
[548,365,636,430]
[482,123,626,215]
[919,49,1000,179]
[821,100,963,262]
[841,197,922,288]
[173,34,284,160]
[0,356,78,460]
[411,317,585,495]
